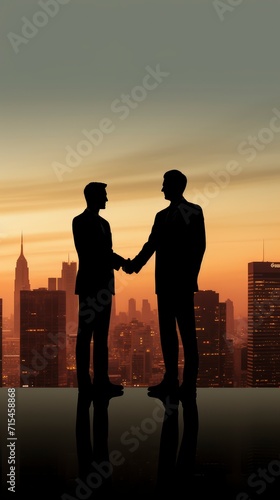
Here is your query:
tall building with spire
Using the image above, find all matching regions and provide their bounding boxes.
[14,234,31,337]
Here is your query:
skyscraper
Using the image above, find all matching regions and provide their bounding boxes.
[142,299,152,325]
[20,288,67,387]
[195,290,220,387]
[48,277,57,291]
[14,234,30,337]
[194,290,233,387]
[128,298,137,322]
[57,260,78,385]
[219,300,234,387]
[58,260,78,333]
[225,298,235,338]
[130,319,153,386]
[247,262,280,387]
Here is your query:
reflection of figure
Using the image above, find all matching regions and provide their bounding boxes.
[72,182,127,399]
[76,391,124,497]
[124,170,206,399]
[155,397,199,494]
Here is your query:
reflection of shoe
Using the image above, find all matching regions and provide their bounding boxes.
[148,379,179,397]
[148,390,179,406]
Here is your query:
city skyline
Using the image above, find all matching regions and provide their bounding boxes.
[1,1,280,320]
[2,284,243,389]
[1,229,279,321]
[3,260,280,389]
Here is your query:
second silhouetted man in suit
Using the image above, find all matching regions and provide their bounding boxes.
[124,170,206,400]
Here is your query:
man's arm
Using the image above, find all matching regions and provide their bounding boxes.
[193,208,206,277]
[125,215,159,274]
[113,253,127,270]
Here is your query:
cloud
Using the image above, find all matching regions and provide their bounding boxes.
[0,143,203,214]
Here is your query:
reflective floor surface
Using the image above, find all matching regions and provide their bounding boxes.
[1,387,280,499]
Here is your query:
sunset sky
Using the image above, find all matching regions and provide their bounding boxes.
[1,0,280,320]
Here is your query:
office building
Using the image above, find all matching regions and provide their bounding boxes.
[110,319,154,386]
[2,337,20,387]
[219,301,234,387]
[195,290,233,387]
[225,298,235,338]
[142,299,152,325]
[247,262,280,387]
[48,277,57,291]
[58,260,78,333]
[20,288,67,387]
[130,320,153,386]
[48,261,78,384]
[128,298,137,322]
[111,322,132,384]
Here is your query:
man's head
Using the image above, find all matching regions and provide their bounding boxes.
[161,170,187,201]
[84,182,108,211]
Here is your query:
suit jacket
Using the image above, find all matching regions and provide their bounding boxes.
[132,198,206,294]
[72,209,123,296]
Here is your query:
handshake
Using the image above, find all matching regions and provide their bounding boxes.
[121,258,136,275]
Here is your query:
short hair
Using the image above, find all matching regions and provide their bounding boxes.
[163,170,187,193]
[84,182,107,203]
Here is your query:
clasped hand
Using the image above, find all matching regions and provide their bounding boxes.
[122,258,135,274]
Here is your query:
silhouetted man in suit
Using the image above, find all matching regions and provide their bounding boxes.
[124,170,206,399]
[72,182,126,398]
